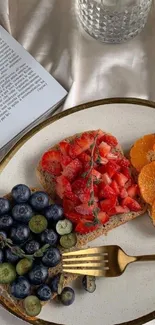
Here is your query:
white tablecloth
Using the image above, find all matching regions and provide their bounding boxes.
[0,0,155,324]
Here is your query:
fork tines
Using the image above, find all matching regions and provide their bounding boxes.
[62,247,109,277]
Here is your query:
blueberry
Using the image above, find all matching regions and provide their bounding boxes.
[5,248,20,264]
[82,275,96,293]
[10,276,31,299]
[45,204,63,222]
[0,230,7,240]
[12,184,31,203]
[0,198,11,216]
[25,240,40,255]
[0,249,4,263]
[28,263,48,285]
[36,284,52,301]
[12,204,34,224]
[0,215,13,230]
[50,274,60,293]
[29,192,49,211]
[10,224,30,244]
[42,247,61,267]
[60,287,75,306]
[41,229,58,246]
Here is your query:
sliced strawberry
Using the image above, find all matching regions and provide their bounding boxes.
[121,167,131,179]
[77,132,95,150]
[92,169,102,180]
[69,132,95,159]
[99,141,111,158]
[99,184,116,199]
[102,173,112,185]
[75,219,99,234]
[96,129,104,143]
[98,182,105,199]
[109,205,130,216]
[69,142,84,159]
[100,134,118,147]
[100,158,108,165]
[106,161,120,178]
[114,172,128,187]
[97,165,106,174]
[75,203,95,216]
[119,188,128,199]
[127,185,139,198]
[56,175,72,199]
[117,157,130,168]
[41,150,62,176]
[59,141,69,155]
[97,211,109,225]
[61,155,72,168]
[65,191,80,205]
[78,152,91,164]
[100,197,116,213]
[111,180,120,195]
[63,198,75,214]
[65,211,83,223]
[62,158,82,182]
[107,153,118,159]
[122,197,141,212]
[72,178,91,203]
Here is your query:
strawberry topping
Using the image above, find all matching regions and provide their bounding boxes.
[40,130,142,234]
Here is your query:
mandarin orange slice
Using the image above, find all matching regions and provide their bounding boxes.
[150,200,155,226]
[130,134,155,172]
[138,161,155,205]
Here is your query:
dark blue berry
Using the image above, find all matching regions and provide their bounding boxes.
[42,247,61,267]
[10,276,31,299]
[12,204,34,224]
[0,249,4,263]
[28,264,48,285]
[0,198,11,216]
[25,240,40,255]
[10,224,30,244]
[82,275,96,293]
[36,284,52,301]
[5,248,20,264]
[44,204,63,222]
[50,274,60,293]
[0,215,13,230]
[29,192,49,211]
[0,230,7,240]
[11,184,31,203]
[41,229,58,246]
[60,287,75,306]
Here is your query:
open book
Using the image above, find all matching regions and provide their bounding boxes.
[0,26,67,154]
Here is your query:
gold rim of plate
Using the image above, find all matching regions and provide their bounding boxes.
[0,97,155,325]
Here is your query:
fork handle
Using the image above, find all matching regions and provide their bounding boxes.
[135,255,155,262]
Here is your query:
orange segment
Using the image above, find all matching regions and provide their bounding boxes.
[150,200,155,226]
[138,161,155,205]
[130,134,155,172]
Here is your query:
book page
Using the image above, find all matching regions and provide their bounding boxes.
[0,26,67,149]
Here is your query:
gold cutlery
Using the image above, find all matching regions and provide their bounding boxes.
[62,245,155,277]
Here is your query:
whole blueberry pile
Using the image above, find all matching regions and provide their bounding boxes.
[0,184,78,316]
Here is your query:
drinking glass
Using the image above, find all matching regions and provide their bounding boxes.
[77,0,152,43]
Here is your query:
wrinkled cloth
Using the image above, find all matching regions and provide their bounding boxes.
[0,0,155,324]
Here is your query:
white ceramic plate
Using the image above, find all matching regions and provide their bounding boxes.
[1,98,155,325]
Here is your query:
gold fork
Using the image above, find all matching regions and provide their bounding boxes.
[62,245,155,277]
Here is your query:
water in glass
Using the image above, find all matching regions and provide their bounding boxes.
[77,0,152,43]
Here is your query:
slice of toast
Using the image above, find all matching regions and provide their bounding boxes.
[36,131,147,279]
